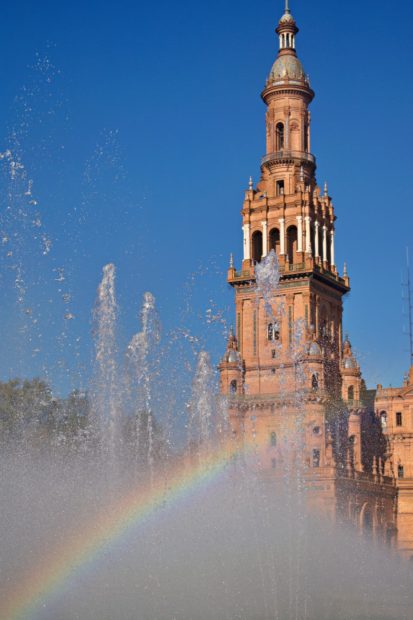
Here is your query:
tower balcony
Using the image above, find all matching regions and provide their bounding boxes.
[261,150,316,169]
[228,258,349,294]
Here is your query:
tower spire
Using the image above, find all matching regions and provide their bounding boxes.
[276,0,298,51]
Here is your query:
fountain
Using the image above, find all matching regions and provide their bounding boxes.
[2,240,412,619]
[0,46,413,620]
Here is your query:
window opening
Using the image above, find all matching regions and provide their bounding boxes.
[252,231,263,263]
[312,374,319,391]
[312,449,320,468]
[276,180,285,196]
[268,323,280,341]
[269,228,280,254]
[276,123,285,150]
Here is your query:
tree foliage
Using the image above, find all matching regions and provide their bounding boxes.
[0,378,89,451]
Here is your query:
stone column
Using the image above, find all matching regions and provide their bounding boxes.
[323,225,328,262]
[305,216,311,254]
[330,230,335,267]
[286,115,290,149]
[296,216,303,252]
[243,224,250,261]
[314,221,320,258]
[262,221,268,258]
[279,218,285,255]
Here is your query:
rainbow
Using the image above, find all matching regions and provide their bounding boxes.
[1,441,241,620]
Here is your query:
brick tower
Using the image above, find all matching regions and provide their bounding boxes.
[219,2,397,539]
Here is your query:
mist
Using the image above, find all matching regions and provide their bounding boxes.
[1,451,412,620]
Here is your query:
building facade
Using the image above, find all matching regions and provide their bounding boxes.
[219,3,402,549]
[376,369,413,557]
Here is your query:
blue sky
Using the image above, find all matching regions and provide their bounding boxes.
[0,0,412,393]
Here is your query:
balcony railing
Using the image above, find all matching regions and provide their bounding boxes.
[261,150,316,167]
[283,262,306,273]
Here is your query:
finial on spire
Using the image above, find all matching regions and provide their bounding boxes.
[229,253,234,268]
[249,176,253,191]
[324,181,328,196]
[343,262,348,277]
[285,0,290,13]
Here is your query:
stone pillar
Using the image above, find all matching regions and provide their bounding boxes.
[262,221,268,258]
[323,225,328,262]
[305,216,311,254]
[243,224,250,261]
[330,230,335,267]
[286,115,290,149]
[296,216,303,252]
[279,218,285,255]
[314,221,320,258]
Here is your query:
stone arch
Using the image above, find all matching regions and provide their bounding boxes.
[252,231,263,263]
[310,224,316,256]
[318,226,323,259]
[269,228,280,254]
[360,502,374,535]
[286,225,298,263]
[276,122,284,151]
[319,305,328,339]
[327,228,332,265]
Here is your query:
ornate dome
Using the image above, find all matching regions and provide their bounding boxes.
[344,357,357,370]
[269,55,306,82]
[308,342,322,357]
[227,350,239,363]
[280,11,295,24]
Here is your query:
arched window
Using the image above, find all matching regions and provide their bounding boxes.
[380,411,387,429]
[304,123,309,152]
[312,449,321,468]
[230,380,237,395]
[286,225,298,263]
[318,229,323,260]
[276,123,284,151]
[398,464,404,479]
[348,386,354,402]
[310,224,315,256]
[327,231,332,265]
[252,231,263,263]
[269,228,280,254]
[363,507,373,532]
[396,412,403,427]
[312,374,319,391]
[270,432,277,447]
[319,307,328,339]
